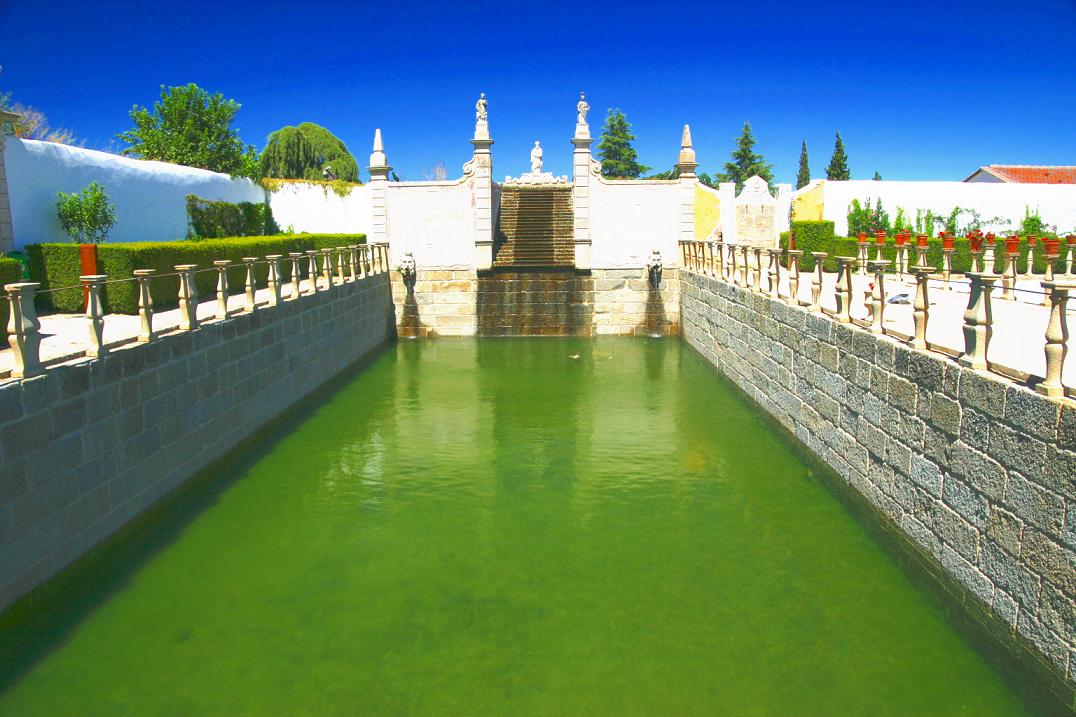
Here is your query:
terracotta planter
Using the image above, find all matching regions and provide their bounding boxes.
[874,230,886,245]
[942,237,954,250]
[857,232,867,244]
[985,233,996,246]
[969,235,982,252]
[1044,239,1060,255]
[1005,236,1020,254]
[917,235,928,248]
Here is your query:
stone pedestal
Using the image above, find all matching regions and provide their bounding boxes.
[734,176,778,248]
[571,124,594,270]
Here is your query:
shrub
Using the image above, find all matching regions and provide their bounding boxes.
[186,194,277,238]
[0,257,22,340]
[56,181,116,243]
[27,234,365,314]
[778,233,1066,274]
[846,198,891,237]
[787,220,835,245]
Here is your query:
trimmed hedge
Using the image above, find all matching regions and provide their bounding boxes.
[186,194,277,238]
[778,233,1068,275]
[27,234,365,315]
[787,220,835,245]
[0,257,22,340]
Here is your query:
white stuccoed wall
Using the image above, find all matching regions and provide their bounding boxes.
[384,179,477,268]
[810,180,1076,236]
[266,182,372,235]
[4,139,265,249]
[589,178,680,268]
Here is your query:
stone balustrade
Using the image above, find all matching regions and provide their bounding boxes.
[679,240,1075,400]
[2,243,391,379]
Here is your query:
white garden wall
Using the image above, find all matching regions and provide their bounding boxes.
[3,139,265,250]
[590,179,680,268]
[266,181,372,236]
[810,180,1076,236]
[385,179,477,268]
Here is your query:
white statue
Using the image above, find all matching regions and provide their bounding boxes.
[577,92,589,124]
[475,93,487,122]
[530,141,543,173]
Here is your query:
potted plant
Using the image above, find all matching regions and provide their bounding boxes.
[56,181,116,307]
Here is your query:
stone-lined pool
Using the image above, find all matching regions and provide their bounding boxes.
[0,339,1031,714]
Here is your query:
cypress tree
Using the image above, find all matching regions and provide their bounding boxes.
[717,121,774,191]
[872,171,882,180]
[796,140,810,189]
[597,109,649,178]
[826,131,850,180]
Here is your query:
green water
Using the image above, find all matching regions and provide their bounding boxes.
[0,339,1032,716]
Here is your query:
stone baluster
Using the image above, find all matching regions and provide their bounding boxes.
[1040,242,1060,308]
[909,266,932,350]
[1036,280,1073,397]
[288,253,303,299]
[175,265,199,331]
[958,273,997,371]
[679,241,687,267]
[133,269,156,342]
[730,246,741,286]
[833,256,855,323]
[335,247,347,284]
[80,275,108,358]
[321,248,335,288]
[766,248,780,298]
[942,247,954,289]
[808,253,826,312]
[786,250,802,305]
[1002,244,1019,300]
[213,260,231,320]
[266,255,282,306]
[380,244,389,273]
[348,244,359,281]
[1064,237,1075,275]
[969,248,983,274]
[867,260,889,333]
[4,282,43,377]
[305,250,320,293]
[714,240,724,279]
[1022,239,1036,280]
[243,257,258,312]
[915,237,929,269]
[750,247,762,291]
[856,236,869,276]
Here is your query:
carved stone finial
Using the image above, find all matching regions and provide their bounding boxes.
[577,92,589,125]
[676,124,697,177]
[368,128,391,179]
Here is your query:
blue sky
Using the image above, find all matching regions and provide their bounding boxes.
[2,0,1074,183]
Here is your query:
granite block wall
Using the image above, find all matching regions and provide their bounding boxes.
[680,271,1075,709]
[0,274,395,611]
[390,268,679,337]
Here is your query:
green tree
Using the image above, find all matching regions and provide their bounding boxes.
[716,121,773,191]
[118,84,259,178]
[56,181,116,243]
[825,131,850,180]
[795,140,810,189]
[597,109,649,178]
[260,122,359,182]
[872,171,882,180]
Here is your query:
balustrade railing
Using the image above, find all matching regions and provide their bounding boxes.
[2,243,392,379]
[678,239,1075,399]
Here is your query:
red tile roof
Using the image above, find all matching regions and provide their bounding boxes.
[966,165,1076,184]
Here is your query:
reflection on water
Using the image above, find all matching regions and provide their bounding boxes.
[0,339,1032,716]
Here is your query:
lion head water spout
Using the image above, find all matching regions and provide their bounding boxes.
[646,250,663,288]
[397,252,417,293]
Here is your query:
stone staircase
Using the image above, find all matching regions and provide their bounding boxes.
[493,186,574,268]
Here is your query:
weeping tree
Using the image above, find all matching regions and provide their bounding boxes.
[260,122,359,182]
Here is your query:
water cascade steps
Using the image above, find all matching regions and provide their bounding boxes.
[492,186,575,268]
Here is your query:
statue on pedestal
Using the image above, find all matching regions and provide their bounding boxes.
[530,141,543,173]
[577,92,589,125]
[475,93,487,122]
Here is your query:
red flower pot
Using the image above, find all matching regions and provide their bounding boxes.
[857,232,868,244]
[969,235,982,252]
[985,233,996,245]
[875,230,886,245]
[942,237,954,250]
[1044,239,1060,255]
[1005,236,1020,254]
[917,235,928,247]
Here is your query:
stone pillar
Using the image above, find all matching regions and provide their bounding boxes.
[833,257,855,323]
[214,261,231,320]
[0,111,19,254]
[470,97,495,271]
[959,273,997,371]
[1037,280,1073,398]
[288,253,303,299]
[175,265,199,331]
[134,269,155,342]
[571,104,594,270]
[787,250,802,305]
[809,253,826,312]
[81,275,107,357]
[675,125,698,251]
[5,282,42,377]
[243,257,258,311]
[367,128,391,247]
[266,255,282,306]
[910,267,932,350]
[867,260,889,333]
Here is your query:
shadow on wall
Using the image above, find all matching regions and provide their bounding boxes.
[476,270,595,336]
